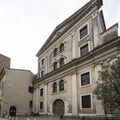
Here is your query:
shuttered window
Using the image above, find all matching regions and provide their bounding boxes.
[81,72,90,86]
[82,95,91,108]
[80,25,88,39]
[80,43,89,57]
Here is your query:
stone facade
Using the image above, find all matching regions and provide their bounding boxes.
[0,69,34,116]
[0,54,10,73]
[33,0,120,117]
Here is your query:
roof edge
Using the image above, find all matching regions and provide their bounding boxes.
[36,0,103,57]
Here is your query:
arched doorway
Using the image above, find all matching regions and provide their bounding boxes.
[9,106,16,117]
[53,99,64,115]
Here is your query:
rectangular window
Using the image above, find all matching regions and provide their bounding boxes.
[28,86,34,93]
[80,43,89,57]
[79,25,88,39]
[41,59,45,66]
[81,72,90,86]
[82,95,91,108]
[40,88,43,96]
[41,71,44,77]
[29,100,33,108]
[40,102,43,109]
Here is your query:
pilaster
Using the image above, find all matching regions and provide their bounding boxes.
[72,29,76,59]
[35,87,39,112]
[72,73,78,116]
[44,84,48,114]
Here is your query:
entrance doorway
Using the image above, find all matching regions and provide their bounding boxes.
[53,99,64,115]
[9,106,16,117]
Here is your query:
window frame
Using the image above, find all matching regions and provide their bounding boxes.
[79,42,90,57]
[53,62,58,70]
[60,58,64,67]
[41,70,44,77]
[53,82,57,93]
[41,58,45,66]
[60,43,64,53]
[40,102,43,109]
[59,80,64,91]
[78,23,89,40]
[80,71,91,87]
[40,88,43,96]
[80,94,93,109]
[54,48,58,57]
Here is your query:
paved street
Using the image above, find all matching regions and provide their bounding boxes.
[7,116,80,120]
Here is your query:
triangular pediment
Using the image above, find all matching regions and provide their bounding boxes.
[36,0,103,57]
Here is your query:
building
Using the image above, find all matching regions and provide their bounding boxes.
[32,0,120,117]
[0,68,34,117]
[0,54,10,73]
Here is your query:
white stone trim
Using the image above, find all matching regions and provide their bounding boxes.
[39,112,46,115]
[64,113,72,116]
[79,113,96,116]
[78,22,89,41]
[72,73,78,114]
[47,113,54,115]
[80,70,92,88]
[44,85,47,114]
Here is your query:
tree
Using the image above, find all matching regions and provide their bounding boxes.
[94,58,120,115]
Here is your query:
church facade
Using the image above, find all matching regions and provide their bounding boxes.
[33,0,120,117]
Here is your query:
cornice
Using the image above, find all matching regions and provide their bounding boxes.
[36,0,103,57]
[33,37,120,84]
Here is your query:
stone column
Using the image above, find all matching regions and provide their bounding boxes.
[38,60,40,78]
[72,73,78,116]
[95,64,104,115]
[35,87,39,112]
[72,29,76,59]
[93,14,100,47]
[33,88,36,112]
[44,84,48,114]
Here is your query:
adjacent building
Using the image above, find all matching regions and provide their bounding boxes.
[0,68,34,116]
[33,0,120,117]
[0,54,10,72]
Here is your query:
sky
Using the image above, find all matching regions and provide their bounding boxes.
[0,0,120,74]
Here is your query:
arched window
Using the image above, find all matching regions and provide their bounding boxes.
[53,62,58,70]
[53,82,57,93]
[60,43,64,53]
[41,71,44,77]
[59,80,64,91]
[41,59,45,66]
[54,48,58,57]
[60,58,64,67]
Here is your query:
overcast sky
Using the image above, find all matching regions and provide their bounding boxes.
[0,0,120,74]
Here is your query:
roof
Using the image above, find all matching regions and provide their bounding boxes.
[36,0,103,57]
[0,68,34,76]
[0,53,10,60]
